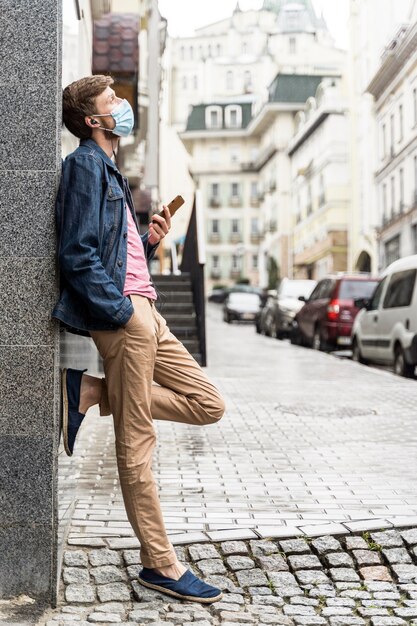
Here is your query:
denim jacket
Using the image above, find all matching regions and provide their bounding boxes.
[52,139,158,336]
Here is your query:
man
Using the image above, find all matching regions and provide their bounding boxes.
[52,75,225,604]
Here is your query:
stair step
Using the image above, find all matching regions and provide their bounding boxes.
[182,339,200,352]
[156,304,194,316]
[154,282,192,293]
[165,315,196,327]
[155,293,194,304]
[169,326,199,338]
[152,273,191,283]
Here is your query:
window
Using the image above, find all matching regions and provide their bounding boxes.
[252,254,258,270]
[383,269,417,308]
[414,87,417,126]
[193,75,198,90]
[216,44,222,56]
[382,123,386,159]
[226,71,234,90]
[289,36,296,54]
[206,106,222,129]
[390,175,395,216]
[211,219,219,234]
[414,155,417,200]
[230,145,239,164]
[368,277,387,310]
[212,254,219,269]
[182,76,187,90]
[207,44,212,56]
[390,113,395,155]
[412,223,417,253]
[307,184,312,214]
[382,183,387,221]
[231,182,240,198]
[211,182,219,198]
[225,105,242,128]
[251,218,259,234]
[399,104,403,141]
[250,181,258,198]
[231,218,239,234]
[384,234,401,266]
[319,174,325,206]
[189,46,194,60]
[242,42,247,54]
[180,46,185,60]
[398,169,405,208]
[244,70,252,91]
[209,146,220,165]
[232,254,240,270]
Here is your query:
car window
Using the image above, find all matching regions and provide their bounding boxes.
[320,279,336,299]
[308,281,324,301]
[339,279,379,300]
[382,269,417,309]
[368,277,387,310]
[280,280,316,299]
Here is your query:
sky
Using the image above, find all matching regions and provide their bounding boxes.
[158,0,350,49]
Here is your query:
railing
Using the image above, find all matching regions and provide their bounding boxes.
[250,196,260,207]
[209,197,221,208]
[210,269,221,279]
[208,233,221,243]
[250,233,261,243]
[180,192,207,366]
[230,196,242,207]
[229,233,242,243]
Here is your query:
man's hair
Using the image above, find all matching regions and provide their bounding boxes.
[63,75,114,140]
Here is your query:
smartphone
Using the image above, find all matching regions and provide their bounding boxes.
[153,195,184,221]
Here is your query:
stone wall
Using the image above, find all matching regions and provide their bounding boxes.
[0,0,62,602]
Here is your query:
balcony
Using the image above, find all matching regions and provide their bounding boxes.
[318,194,325,207]
[230,269,241,279]
[399,201,405,214]
[208,233,221,243]
[250,233,261,244]
[269,220,277,233]
[269,180,277,193]
[306,202,313,215]
[209,197,221,208]
[250,195,260,207]
[229,233,243,244]
[230,196,242,207]
[210,268,221,280]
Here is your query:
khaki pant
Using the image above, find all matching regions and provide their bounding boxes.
[90,295,225,568]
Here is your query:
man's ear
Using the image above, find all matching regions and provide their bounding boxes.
[85,116,99,129]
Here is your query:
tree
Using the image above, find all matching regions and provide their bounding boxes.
[267,256,280,290]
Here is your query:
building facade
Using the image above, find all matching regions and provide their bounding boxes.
[367,21,417,270]
[288,78,350,279]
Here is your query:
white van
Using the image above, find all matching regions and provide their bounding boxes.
[351,255,417,377]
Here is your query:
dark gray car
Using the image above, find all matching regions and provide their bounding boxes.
[257,278,316,338]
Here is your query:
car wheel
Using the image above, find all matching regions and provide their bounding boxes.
[393,345,415,378]
[290,328,302,345]
[255,323,261,334]
[351,337,367,365]
[312,327,323,351]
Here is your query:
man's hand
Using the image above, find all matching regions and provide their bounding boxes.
[148,205,171,246]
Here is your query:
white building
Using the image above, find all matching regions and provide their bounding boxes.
[165,0,346,285]
[347,0,416,273]
[288,78,350,279]
[367,20,417,268]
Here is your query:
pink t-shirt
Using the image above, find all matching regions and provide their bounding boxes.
[123,205,157,300]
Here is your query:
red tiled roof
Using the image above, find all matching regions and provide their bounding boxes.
[93,13,138,74]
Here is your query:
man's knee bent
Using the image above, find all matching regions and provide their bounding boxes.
[204,391,226,423]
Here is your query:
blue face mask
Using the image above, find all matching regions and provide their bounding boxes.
[91,99,134,137]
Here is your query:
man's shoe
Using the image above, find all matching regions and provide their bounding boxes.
[138,567,222,603]
[61,368,87,456]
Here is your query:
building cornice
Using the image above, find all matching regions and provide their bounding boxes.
[287,103,346,156]
[367,23,417,100]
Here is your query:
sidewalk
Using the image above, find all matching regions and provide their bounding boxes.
[38,304,417,624]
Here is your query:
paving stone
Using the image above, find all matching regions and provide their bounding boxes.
[204,574,242,592]
[322,608,354,616]
[64,551,89,568]
[326,553,354,568]
[295,570,330,585]
[373,591,401,600]
[63,568,90,584]
[221,541,249,555]
[188,543,220,561]
[340,590,371,599]
[335,582,361,590]
[357,609,390,617]
[252,597,286,606]
[326,598,355,607]
[362,600,398,608]
[283,606,316,616]
[196,558,227,575]
[131,580,168,602]
[345,537,368,551]
[311,536,342,555]
[126,564,139,579]
[309,587,336,598]
[235,568,269,587]
[106,538,140,550]
[248,586,273,595]
[288,555,321,570]
[86,613,122,623]
[165,611,193,622]
[212,602,241,612]
[290,597,320,606]
[352,550,381,566]
[257,616,296,625]
[292,617,327,625]
[394,608,417,617]
[94,602,127,614]
[122,549,141,566]
[329,619,365,626]
[329,568,360,582]
[88,549,123,567]
[401,529,417,546]
[365,582,396,591]
[382,547,412,564]
[392,564,417,580]
[96,583,131,602]
[279,540,311,555]
[370,531,403,548]
[371,615,407,626]
[220,593,245,604]
[65,584,96,603]
[250,540,280,556]
[258,555,289,571]
[90,566,125,584]
[68,538,106,548]
[359,566,393,582]
[128,609,161,622]
[226,555,255,571]
[219,611,257,622]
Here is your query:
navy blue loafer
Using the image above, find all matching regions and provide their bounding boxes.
[61,368,87,456]
[138,567,222,603]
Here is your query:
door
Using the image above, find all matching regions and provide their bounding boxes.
[358,277,388,361]
[377,269,417,363]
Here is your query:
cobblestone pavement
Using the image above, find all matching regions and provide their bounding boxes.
[32,303,417,624]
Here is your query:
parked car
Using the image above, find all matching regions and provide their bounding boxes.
[209,284,265,304]
[223,291,261,323]
[256,278,316,338]
[351,255,417,377]
[291,274,379,351]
